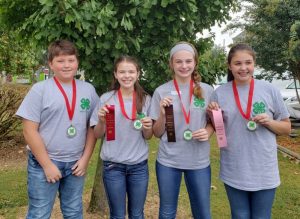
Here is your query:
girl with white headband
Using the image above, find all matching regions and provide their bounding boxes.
[149,42,214,219]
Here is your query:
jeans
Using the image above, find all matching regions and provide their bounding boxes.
[26,152,85,219]
[225,184,276,219]
[103,160,149,219]
[156,161,211,219]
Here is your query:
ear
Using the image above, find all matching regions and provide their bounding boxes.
[114,71,118,79]
[48,61,53,70]
[228,63,232,71]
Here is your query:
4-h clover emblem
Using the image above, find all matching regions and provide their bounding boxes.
[80,98,90,110]
[193,97,205,108]
[252,102,266,115]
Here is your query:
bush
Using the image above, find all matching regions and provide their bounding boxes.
[0,84,30,142]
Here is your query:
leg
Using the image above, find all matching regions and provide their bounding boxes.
[103,161,127,219]
[225,184,251,219]
[184,165,211,219]
[250,188,276,219]
[26,152,58,219]
[127,160,149,219]
[58,160,85,219]
[156,161,182,219]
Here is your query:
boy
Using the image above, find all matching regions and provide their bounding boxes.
[16,39,98,218]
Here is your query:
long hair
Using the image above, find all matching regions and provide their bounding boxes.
[227,43,256,82]
[169,41,203,99]
[111,55,148,112]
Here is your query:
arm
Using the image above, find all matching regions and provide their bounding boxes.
[252,114,291,135]
[192,122,215,141]
[72,127,97,176]
[141,117,153,140]
[93,104,109,139]
[23,119,62,183]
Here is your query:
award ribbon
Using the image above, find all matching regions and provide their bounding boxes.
[165,105,176,142]
[173,79,193,140]
[106,105,115,141]
[211,110,227,148]
[232,78,256,131]
[53,77,77,137]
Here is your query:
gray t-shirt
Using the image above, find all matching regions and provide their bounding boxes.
[16,78,98,162]
[211,79,290,191]
[90,91,151,165]
[149,80,214,169]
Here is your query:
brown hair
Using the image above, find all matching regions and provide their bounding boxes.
[227,43,256,82]
[169,41,203,99]
[47,39,78,62]
[112,55,148,113]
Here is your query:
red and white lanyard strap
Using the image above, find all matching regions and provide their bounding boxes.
[173,79,194,140]
[53,77,77,137]
[232,78,257,131]
[117,89,137,121]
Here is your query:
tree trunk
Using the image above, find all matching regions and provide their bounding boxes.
[88,138,108,214]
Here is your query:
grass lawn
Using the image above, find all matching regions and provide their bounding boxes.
[0,135,299,218]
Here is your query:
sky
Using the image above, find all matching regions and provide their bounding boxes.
[201,10,245,50]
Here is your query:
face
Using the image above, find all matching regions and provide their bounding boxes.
[49,54,78,83]
[229,50,255,85]
[114,61,139,90]
[171,50,196,82]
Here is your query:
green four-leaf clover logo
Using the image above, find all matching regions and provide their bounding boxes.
[194,97,205,108]
[252,102,266,115]
[80,98,90,110]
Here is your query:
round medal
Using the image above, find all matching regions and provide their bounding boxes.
[183,129,193,141]
[247,120,257,131]
[67,125,77,137]
[133,119,143,130]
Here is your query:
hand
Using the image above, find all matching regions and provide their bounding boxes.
[141,117,153,130]
[159,97,173,115]
[252,113,272,126]
[43,162,62,183]
[192,128,209,141]
[98,104,110,123]
[72,158,88,176]
[207,101,220,112]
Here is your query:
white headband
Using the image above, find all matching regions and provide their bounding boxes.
[170,43,195,59]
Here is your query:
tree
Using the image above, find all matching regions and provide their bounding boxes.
[1,0,239,214]
[227,0,300,85]
[18,0,238,93]
[0,0,43,79]
[289,21,300,101]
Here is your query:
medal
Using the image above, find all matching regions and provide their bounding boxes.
[133,120,143,130]
[133,112,146,130]
[232,79,255,131]
[54,77,77,138]
[247,120,257,131]
[183,129,193,141]
[173,79,194,140]
[67,125,77,137]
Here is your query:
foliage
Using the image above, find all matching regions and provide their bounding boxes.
[0,84,29,142]
[199,45,227,85]
[227,0,300,83]
[18,0,238,93]
[0,31,42,77]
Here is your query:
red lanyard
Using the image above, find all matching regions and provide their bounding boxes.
[232,79,254,120]
[173,79,193,125]
[117,89,137,121]
[53,77,76,121]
